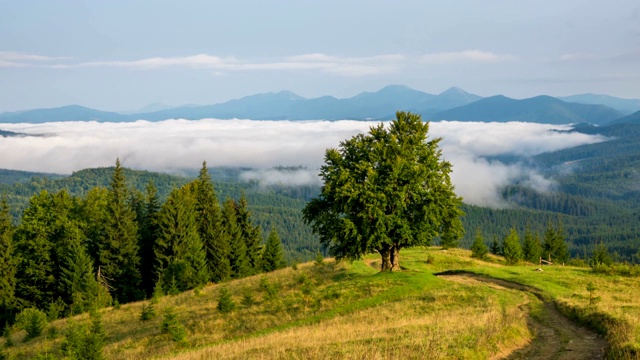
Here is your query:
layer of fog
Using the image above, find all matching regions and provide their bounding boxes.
[0,119,606,208]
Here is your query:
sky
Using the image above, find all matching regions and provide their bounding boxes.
[0,120,606,208]
[1,0,639,112]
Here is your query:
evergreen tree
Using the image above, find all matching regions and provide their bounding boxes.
[61,239,99,314]
[503,229,523,265]
[223,198,249,278]
[0,197,17,328]
[590,242,613,267]
[470,229,488,260]
[262,228,285,272]
[138,181,160,297]
[14,191,57,309]
[79,187,109,264]
[155,186,209,292]
[235,193,262,274]
[490,235,501,255]
[97,159,142,303]
[193,162,230,283]
[522,226,542,264]
[542,221,569,264]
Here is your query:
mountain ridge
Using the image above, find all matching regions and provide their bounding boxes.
[0,86,635,124]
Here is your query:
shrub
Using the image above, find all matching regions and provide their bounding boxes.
[217,287,236,314]
[161,307,188,345]
[15,308,47,340]
[140,302,156,321]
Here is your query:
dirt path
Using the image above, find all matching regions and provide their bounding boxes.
[437,271,606,360]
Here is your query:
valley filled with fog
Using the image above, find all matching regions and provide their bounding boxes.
[0,119,607,208]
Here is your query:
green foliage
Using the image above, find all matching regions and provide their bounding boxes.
[502,229,523,265]
[522,227,542,264]
[584,282,602,308]
[46,299,65,321]
[98,159,142,303]
[151,279,164,304]
[223,198,250,278]
[161,307,188,345]
[217,287,236,314]
[240,290,255,308]
[303,111,464,271]
[262,228,285,272]
[155,185,210,292]
[259,277,279,300]
[236,193,263,274]
[590,242,613,267]
[140,302,156,321]
[61,310,105,360]
[15,308,47,340]
[314,252,324,266]
[490,235,501,256]
[470,230,488,260]
[0,198,16,330]
[193,162,229,283]
[138,181,160,297]
[61,239,99,315]
[542,222,569,264]
[3,325,13,348]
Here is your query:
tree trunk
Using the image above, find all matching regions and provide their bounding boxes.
[390,244,400,271]
[379,247,392,272]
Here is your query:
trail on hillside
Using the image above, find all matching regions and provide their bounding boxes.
[437,271,606,360]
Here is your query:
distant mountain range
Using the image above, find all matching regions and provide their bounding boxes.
[1,85,638,125]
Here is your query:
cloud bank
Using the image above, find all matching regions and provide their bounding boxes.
[0,119,606,208]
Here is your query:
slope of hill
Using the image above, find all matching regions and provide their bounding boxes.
[1,248,636,359]
[0,105,132,123]
[605,110,640,125]
[433,95,622,124]
[559,93,640,115]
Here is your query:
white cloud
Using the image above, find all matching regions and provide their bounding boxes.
[0,52,69,68]
[421,50,517,64]
[47,53,404,77]
[0,119,606,208]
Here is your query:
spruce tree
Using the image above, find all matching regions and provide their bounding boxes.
[0,197,16,328]
[98,159,142,303]
[543,221,569,264]
[235,193,262,274]
[223,198,249,278]
[490,235,501,255]
[61,239,99,314]
[155,186,209,292]
[470,229,488,260]
[262,228,285,272]
[522,226,542,264]
[193,162,230,283]
[503,228,523,265]
[139,181,160,297]
[14,191,57,309]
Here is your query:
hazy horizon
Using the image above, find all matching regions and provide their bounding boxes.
[1,1,639,112]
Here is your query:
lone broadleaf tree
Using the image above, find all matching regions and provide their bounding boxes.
[303,111,464,271]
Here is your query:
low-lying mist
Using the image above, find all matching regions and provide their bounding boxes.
[0,119,606,208]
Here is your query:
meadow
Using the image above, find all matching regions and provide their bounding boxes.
[1,247,638,359]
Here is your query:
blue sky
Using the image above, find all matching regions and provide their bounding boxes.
[1,0,639,112]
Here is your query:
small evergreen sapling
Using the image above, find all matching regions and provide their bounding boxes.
[217,287,236,314]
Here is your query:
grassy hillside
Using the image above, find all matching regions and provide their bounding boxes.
[2,248,638,359]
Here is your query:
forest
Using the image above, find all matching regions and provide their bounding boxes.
[0,161,290,329]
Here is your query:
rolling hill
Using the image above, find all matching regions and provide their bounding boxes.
[432,95,622,124]
[0,105,131,123]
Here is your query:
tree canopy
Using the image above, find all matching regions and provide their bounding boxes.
[303,111,464,271]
